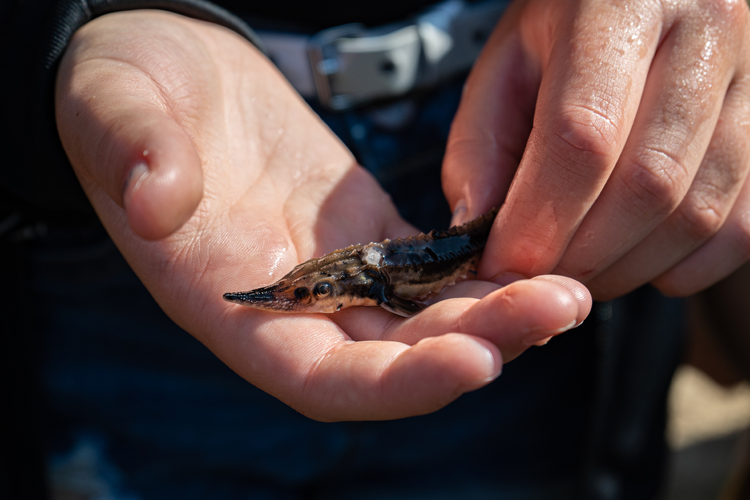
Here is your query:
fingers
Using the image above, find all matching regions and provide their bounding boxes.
[457,0,750,291]
[442,2,540,225]
[651,169,750,297]
[214,312,501,421]
[451,276,590,361]
[555,1,748,289]
[588,72,750,298]
[302,334,502,421]
[218,276,589,422]
[333,275,591,362]
[476,1,664,280]
[55,16,204,240]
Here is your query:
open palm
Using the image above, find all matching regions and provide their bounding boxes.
[55,10,590,421]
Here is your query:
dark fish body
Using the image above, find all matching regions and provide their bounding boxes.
[223,207,499,317]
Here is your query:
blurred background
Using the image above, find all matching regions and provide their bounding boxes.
[663,297,750,500]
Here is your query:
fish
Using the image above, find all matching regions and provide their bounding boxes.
[223,207,499,317]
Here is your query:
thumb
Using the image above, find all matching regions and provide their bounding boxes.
[113,107,204,240]
[56,66,203,240]
[443,18,538,226]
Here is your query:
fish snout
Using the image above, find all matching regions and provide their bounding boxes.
[222,282,308,312]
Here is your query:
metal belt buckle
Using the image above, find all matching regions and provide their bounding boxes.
[307,22,423,110]
[307,24,367,111]
[303,1,507,111]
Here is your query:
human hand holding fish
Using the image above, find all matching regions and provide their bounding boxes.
[444,0,750,300]
[55,10,590,421]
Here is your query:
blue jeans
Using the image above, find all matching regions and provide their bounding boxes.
[35,77,683,500]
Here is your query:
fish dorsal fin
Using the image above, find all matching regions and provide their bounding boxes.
[285,245,362,279]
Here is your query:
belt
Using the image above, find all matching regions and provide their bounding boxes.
[257,0,508,110]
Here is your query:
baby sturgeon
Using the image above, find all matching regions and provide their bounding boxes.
[223,207,499,317]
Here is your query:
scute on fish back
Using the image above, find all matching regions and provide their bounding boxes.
[223,207,499,317]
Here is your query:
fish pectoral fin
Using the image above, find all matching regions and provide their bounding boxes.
[369,281,423,318]
[380,295,423,317]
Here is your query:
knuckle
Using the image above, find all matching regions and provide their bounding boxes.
[618,149,689,218]
[550,105,621,162]
[674,198,725,241]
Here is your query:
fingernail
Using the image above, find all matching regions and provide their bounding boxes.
[523,319,577,346]
[123,162,149,209]
[450,200,469,227]
[471,338,503,383]
[532,336,553,347]
[491,272,526,287]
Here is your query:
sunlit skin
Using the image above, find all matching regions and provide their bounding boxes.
[55,11,589,422]
[53,0,750,423]
[444,0,750,299]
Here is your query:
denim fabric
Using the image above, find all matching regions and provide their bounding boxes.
[310,79,465,232]
[35,79,684,500]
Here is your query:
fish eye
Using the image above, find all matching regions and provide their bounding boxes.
[294,287,309,299]
[314,282,331,297]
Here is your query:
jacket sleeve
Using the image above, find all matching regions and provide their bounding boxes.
[0,0,260,215]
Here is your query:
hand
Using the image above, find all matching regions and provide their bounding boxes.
[444,0,750,300]
[55,11,591,421]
